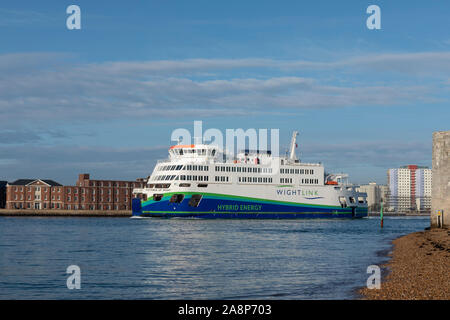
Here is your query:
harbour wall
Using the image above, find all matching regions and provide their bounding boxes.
[0,209,131,217]
[431,131,450,228]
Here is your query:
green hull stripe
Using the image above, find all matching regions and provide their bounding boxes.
[142,191,350,210]
[142,211,353,215]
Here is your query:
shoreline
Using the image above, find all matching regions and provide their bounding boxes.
[360,227,449,300]
[0,209,131,217]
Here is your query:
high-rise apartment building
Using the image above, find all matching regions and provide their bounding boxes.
[387,165,432,212]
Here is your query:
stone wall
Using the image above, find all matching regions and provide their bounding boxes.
[431,131,450,228]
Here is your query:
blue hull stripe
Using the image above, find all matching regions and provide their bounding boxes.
[132,195,368,219]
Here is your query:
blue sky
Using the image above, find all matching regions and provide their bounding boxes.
[0,0,449,184]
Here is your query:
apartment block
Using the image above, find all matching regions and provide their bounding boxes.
[387,165,432,212]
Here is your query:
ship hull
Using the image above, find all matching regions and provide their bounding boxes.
[132,192,368,219]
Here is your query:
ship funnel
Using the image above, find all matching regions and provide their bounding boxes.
[289,131,299,161]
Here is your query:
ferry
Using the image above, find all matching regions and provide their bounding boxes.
[132,132,368,218]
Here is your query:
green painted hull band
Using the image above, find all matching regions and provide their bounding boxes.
[142,191,347,210]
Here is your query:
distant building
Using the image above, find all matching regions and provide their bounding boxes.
[357,183,388,212]
[0,181,7,208]
[387,165,432,213]
[6,174,146,211]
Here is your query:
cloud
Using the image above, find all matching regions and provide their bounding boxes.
[301,140,431,169]
[77,52,450,76]
[0,144,168,184]
[1,51,447,128]
[0,139,432,185]
[0,129,68,144]
[0,51,447,132]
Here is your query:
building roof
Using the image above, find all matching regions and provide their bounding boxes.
[9,179,62,186]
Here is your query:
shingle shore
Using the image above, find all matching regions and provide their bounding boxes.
[360,228,450,300]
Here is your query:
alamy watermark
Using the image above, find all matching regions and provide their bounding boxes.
[66,4,380,31]
[66,265,81,289]
[66,5,81,30]
[366,5,381,30]
[171,121,281,174]
[366,265,381,289]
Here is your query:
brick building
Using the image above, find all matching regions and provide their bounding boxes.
[5,174,146,211]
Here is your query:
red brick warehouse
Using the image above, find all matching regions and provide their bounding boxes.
[5,174,146,211]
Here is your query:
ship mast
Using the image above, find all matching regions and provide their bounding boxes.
[289,131,299,161]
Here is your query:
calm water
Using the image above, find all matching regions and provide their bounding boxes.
[0,216,428,299]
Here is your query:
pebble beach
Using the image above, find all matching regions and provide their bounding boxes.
[360,228,450,300]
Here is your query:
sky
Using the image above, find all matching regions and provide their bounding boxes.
[0,0,449,185]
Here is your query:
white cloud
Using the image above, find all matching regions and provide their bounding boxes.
[0,51,447,128]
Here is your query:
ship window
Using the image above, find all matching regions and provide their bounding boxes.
[189,194,202,207]
[179,183,191,187]
[153,194,163,201]
[170,194,185,203]
[237,167,241,172]
[198,184,208,188]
